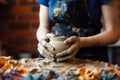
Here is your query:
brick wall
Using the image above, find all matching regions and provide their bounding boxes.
[0,0,39,58]
[0,0,120,62]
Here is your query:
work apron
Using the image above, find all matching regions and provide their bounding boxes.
[51,0,108,62]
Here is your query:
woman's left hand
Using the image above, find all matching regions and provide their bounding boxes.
[55,36,80,62]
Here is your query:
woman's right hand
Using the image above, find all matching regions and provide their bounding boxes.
[37,33,55,59]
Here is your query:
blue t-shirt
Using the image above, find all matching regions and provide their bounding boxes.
[36,0,110,27]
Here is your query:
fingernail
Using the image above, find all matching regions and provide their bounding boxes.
[56,54,60,57]
[56,59,59,62]
[65,40,70,44]
[51,47,55,51]
[64,41,67,44]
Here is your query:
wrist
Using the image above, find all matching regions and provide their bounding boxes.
[79,37,87,48]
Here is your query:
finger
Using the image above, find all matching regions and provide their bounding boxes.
[39,37,49,41]
[56,50,71,58]
[56,55,72,62]
[67,44,78,54]
[38,44,54,58]
[37,46,50,58]
[64,36,77,44]
[46,33,55,38]
[71,48,79,58]
[56,48,79,62]
[41,40,54,50]
[37,47,45,57]
[56,44,77,58]
[37,47,53,59]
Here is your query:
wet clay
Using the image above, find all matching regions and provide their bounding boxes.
[48,37,71,54]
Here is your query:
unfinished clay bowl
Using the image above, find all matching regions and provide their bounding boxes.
[48,37,71,54]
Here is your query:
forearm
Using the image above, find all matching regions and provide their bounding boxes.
[80,0,120,48]
[79,29,120,48]
[37,5,50,41]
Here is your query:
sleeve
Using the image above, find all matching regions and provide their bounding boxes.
[36,0,49,7]
[100,0,110,5]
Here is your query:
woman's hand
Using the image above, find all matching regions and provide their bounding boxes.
[37,33,55,59]
[55,36,80,62]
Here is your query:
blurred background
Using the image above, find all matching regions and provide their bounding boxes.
[0,0,39,58]
[0,0,120,65]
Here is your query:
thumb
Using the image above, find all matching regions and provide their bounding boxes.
[46,33,55,38]
[64,36,76,44]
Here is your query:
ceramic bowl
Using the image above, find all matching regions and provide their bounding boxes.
[48,37,71,54]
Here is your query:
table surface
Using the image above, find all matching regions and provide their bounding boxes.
[18,58,120,74]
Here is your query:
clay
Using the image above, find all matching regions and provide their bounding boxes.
[48,37,71,54]
[0,57,120,80]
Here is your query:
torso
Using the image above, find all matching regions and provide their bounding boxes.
[49,0,102,37]
[48,0,102,27]
[36,0,110,61]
